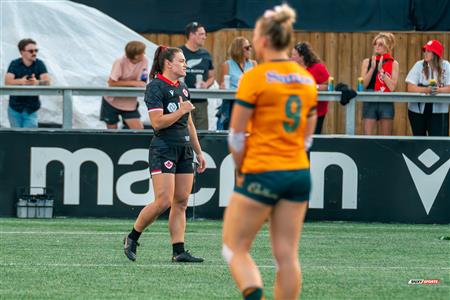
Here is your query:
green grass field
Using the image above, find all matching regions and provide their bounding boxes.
[0,218,449,299]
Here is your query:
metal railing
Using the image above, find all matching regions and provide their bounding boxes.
[1,85,450,134]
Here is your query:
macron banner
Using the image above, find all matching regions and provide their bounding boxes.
[0,130,449,223]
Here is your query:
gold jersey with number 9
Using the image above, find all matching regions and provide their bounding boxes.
[235,60,317,173]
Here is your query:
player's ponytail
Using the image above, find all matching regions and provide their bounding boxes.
[150,46,182,79]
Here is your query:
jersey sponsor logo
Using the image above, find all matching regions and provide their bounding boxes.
[169,90,174,96]
[164,160,174,169]
[266,71,315,85]
[403,149,450,215]
[167,102,178,113]
[186,58,203,69]
[247,182,278,199]
[182,88,189,98]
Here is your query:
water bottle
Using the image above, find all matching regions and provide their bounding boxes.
[195,74,203,89]
[328,77,334,91]
[140,68,148,82]
[357,77,364,92]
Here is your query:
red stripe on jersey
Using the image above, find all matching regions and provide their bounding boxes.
[157,73,180,87]
[148,108,163,112]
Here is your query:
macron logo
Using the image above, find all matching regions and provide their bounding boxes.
[403,149,450,215]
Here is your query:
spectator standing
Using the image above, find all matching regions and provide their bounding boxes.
[406,40,450,136]
[4,38,50,128]
[217,37,257,130]
[360,32,399,135]
[180,22,215,130]
[291,42,330,134]
[100,41,148,129]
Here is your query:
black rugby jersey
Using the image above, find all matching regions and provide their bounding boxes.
[145,74,191,146]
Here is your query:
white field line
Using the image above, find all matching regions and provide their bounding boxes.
[0,231,394,239]
[0,221,448,231]
[1,230,448,240]
[0,262,449,271]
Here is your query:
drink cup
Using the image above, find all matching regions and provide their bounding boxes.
[195,74,203,88]
[223,75,231,89]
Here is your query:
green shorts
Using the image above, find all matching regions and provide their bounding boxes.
[234,169,311,206]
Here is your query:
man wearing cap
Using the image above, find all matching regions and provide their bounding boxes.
[406,39,450,136]
[180,22,215,130]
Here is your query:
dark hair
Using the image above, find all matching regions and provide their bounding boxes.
[294,42,321,67]
[18,38,36,51]
[125,41,146,60]
[150,46,183,79]
[257,4,296,50]
[185,21,204,39]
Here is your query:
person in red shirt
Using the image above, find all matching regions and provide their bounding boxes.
[291,42,330,134]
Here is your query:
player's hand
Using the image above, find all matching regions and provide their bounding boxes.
[179,96,195,114]
[195,152,206,173]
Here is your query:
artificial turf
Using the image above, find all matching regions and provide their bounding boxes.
[0,218,448,299]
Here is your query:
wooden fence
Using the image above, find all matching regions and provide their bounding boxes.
[143,30,450,135]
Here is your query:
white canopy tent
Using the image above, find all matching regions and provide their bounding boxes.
[0,0,158,128]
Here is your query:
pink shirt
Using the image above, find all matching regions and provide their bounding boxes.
[104,55,149,111]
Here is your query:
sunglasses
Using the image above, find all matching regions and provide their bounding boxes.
[25,49,39,54]
[243,45,252,51]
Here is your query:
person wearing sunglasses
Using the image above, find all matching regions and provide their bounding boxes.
[360,32,399,135]
[4,38,51,128]
[217,37,257,130]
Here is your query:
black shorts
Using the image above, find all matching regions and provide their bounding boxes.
[149,144,194,176]
[100,98,140,124]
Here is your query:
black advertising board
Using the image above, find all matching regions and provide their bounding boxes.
[0,130,449,223]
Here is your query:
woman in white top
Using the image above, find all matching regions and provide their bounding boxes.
[406,39,450,136]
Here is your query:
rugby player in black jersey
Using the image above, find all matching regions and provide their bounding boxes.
[124,46,206,263]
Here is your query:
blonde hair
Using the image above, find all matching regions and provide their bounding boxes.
[228,37,249,63]
[372,32,395,53]
[125,41,146,59]
[257,3,296,50]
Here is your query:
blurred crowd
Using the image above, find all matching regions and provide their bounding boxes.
[4,26,450,136]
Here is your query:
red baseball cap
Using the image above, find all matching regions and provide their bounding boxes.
[423,40,444,58]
